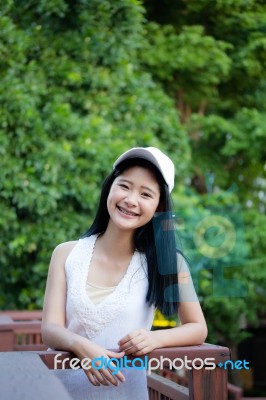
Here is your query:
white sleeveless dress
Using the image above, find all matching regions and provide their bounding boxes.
[53,234,155,400]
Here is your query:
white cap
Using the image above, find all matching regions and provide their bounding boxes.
[113,147,175,192]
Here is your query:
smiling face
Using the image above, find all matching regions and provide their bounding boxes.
[107,166,161,232]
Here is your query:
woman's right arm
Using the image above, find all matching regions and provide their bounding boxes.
[41,242,125,386]
[41,241,79,351]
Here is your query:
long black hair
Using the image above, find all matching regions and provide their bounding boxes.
[82,158,179,316]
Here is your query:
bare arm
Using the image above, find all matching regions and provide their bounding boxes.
[151,300,207,348]
[41,241,79,351]
[119,258,207,355]
[151,269,207,348]
[41,241,125,386]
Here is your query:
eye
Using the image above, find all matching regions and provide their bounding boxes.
[142,192,152,198]
[119,183,129,190]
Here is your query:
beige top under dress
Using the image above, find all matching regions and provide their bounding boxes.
[86,282,116,305]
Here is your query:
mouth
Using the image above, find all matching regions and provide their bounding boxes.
[117,206,140,217]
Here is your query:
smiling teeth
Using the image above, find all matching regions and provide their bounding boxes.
[119,207,138,216]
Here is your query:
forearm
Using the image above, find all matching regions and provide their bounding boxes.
[41,322,89,355]
[152,322,208,348]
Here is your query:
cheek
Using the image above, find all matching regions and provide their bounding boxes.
[107,187,119,209]
[146,200,160,217]
[106,192,113,212]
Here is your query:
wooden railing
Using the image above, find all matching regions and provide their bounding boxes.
[0,312,230,399]
[0,313,46,351]
[0,310,43,320]
[159,364,245,400]
[0,346,230,399]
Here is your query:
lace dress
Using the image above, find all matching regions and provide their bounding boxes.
[53,234,155,400]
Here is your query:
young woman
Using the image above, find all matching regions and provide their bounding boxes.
[41,147,207,400]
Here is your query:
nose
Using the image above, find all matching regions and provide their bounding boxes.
[125,191,138,206]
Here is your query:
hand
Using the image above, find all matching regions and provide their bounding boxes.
[118,329,159,356]
[75,339,125,387]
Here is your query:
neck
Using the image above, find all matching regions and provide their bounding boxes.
[99,222,135,257]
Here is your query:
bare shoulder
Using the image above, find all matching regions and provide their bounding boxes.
[51,241,78,262]
[54,240,78,252]
[176,252,190,276]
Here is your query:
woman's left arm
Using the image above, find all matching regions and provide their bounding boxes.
[119,303,207,356]
[119,271,207,356]
[151,268,208,348]
[151,299,208,349]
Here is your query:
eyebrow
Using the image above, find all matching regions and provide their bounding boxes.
[118,178,158,196]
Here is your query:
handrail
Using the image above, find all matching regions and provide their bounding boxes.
[0,310,42,321]
[37,343,230,368]
[0,312,230,399]
[0,315,46,351]
[0,345,230,400]
[38,345,230,400]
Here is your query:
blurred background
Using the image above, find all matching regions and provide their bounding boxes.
[0,0,265,397]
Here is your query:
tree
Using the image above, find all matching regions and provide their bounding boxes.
[0,0,189,308]
[142,0,266,346]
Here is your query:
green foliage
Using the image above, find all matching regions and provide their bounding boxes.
[142,0,266,345]
[141,23,232,106]
[142,0,266,216]
[0,0,188,309]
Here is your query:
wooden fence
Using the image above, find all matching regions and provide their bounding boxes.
[0,347,230,399]
[0,313,46,351]
[0,311,230,399]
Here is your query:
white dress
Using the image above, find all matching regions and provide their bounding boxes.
[53,234,155,400]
